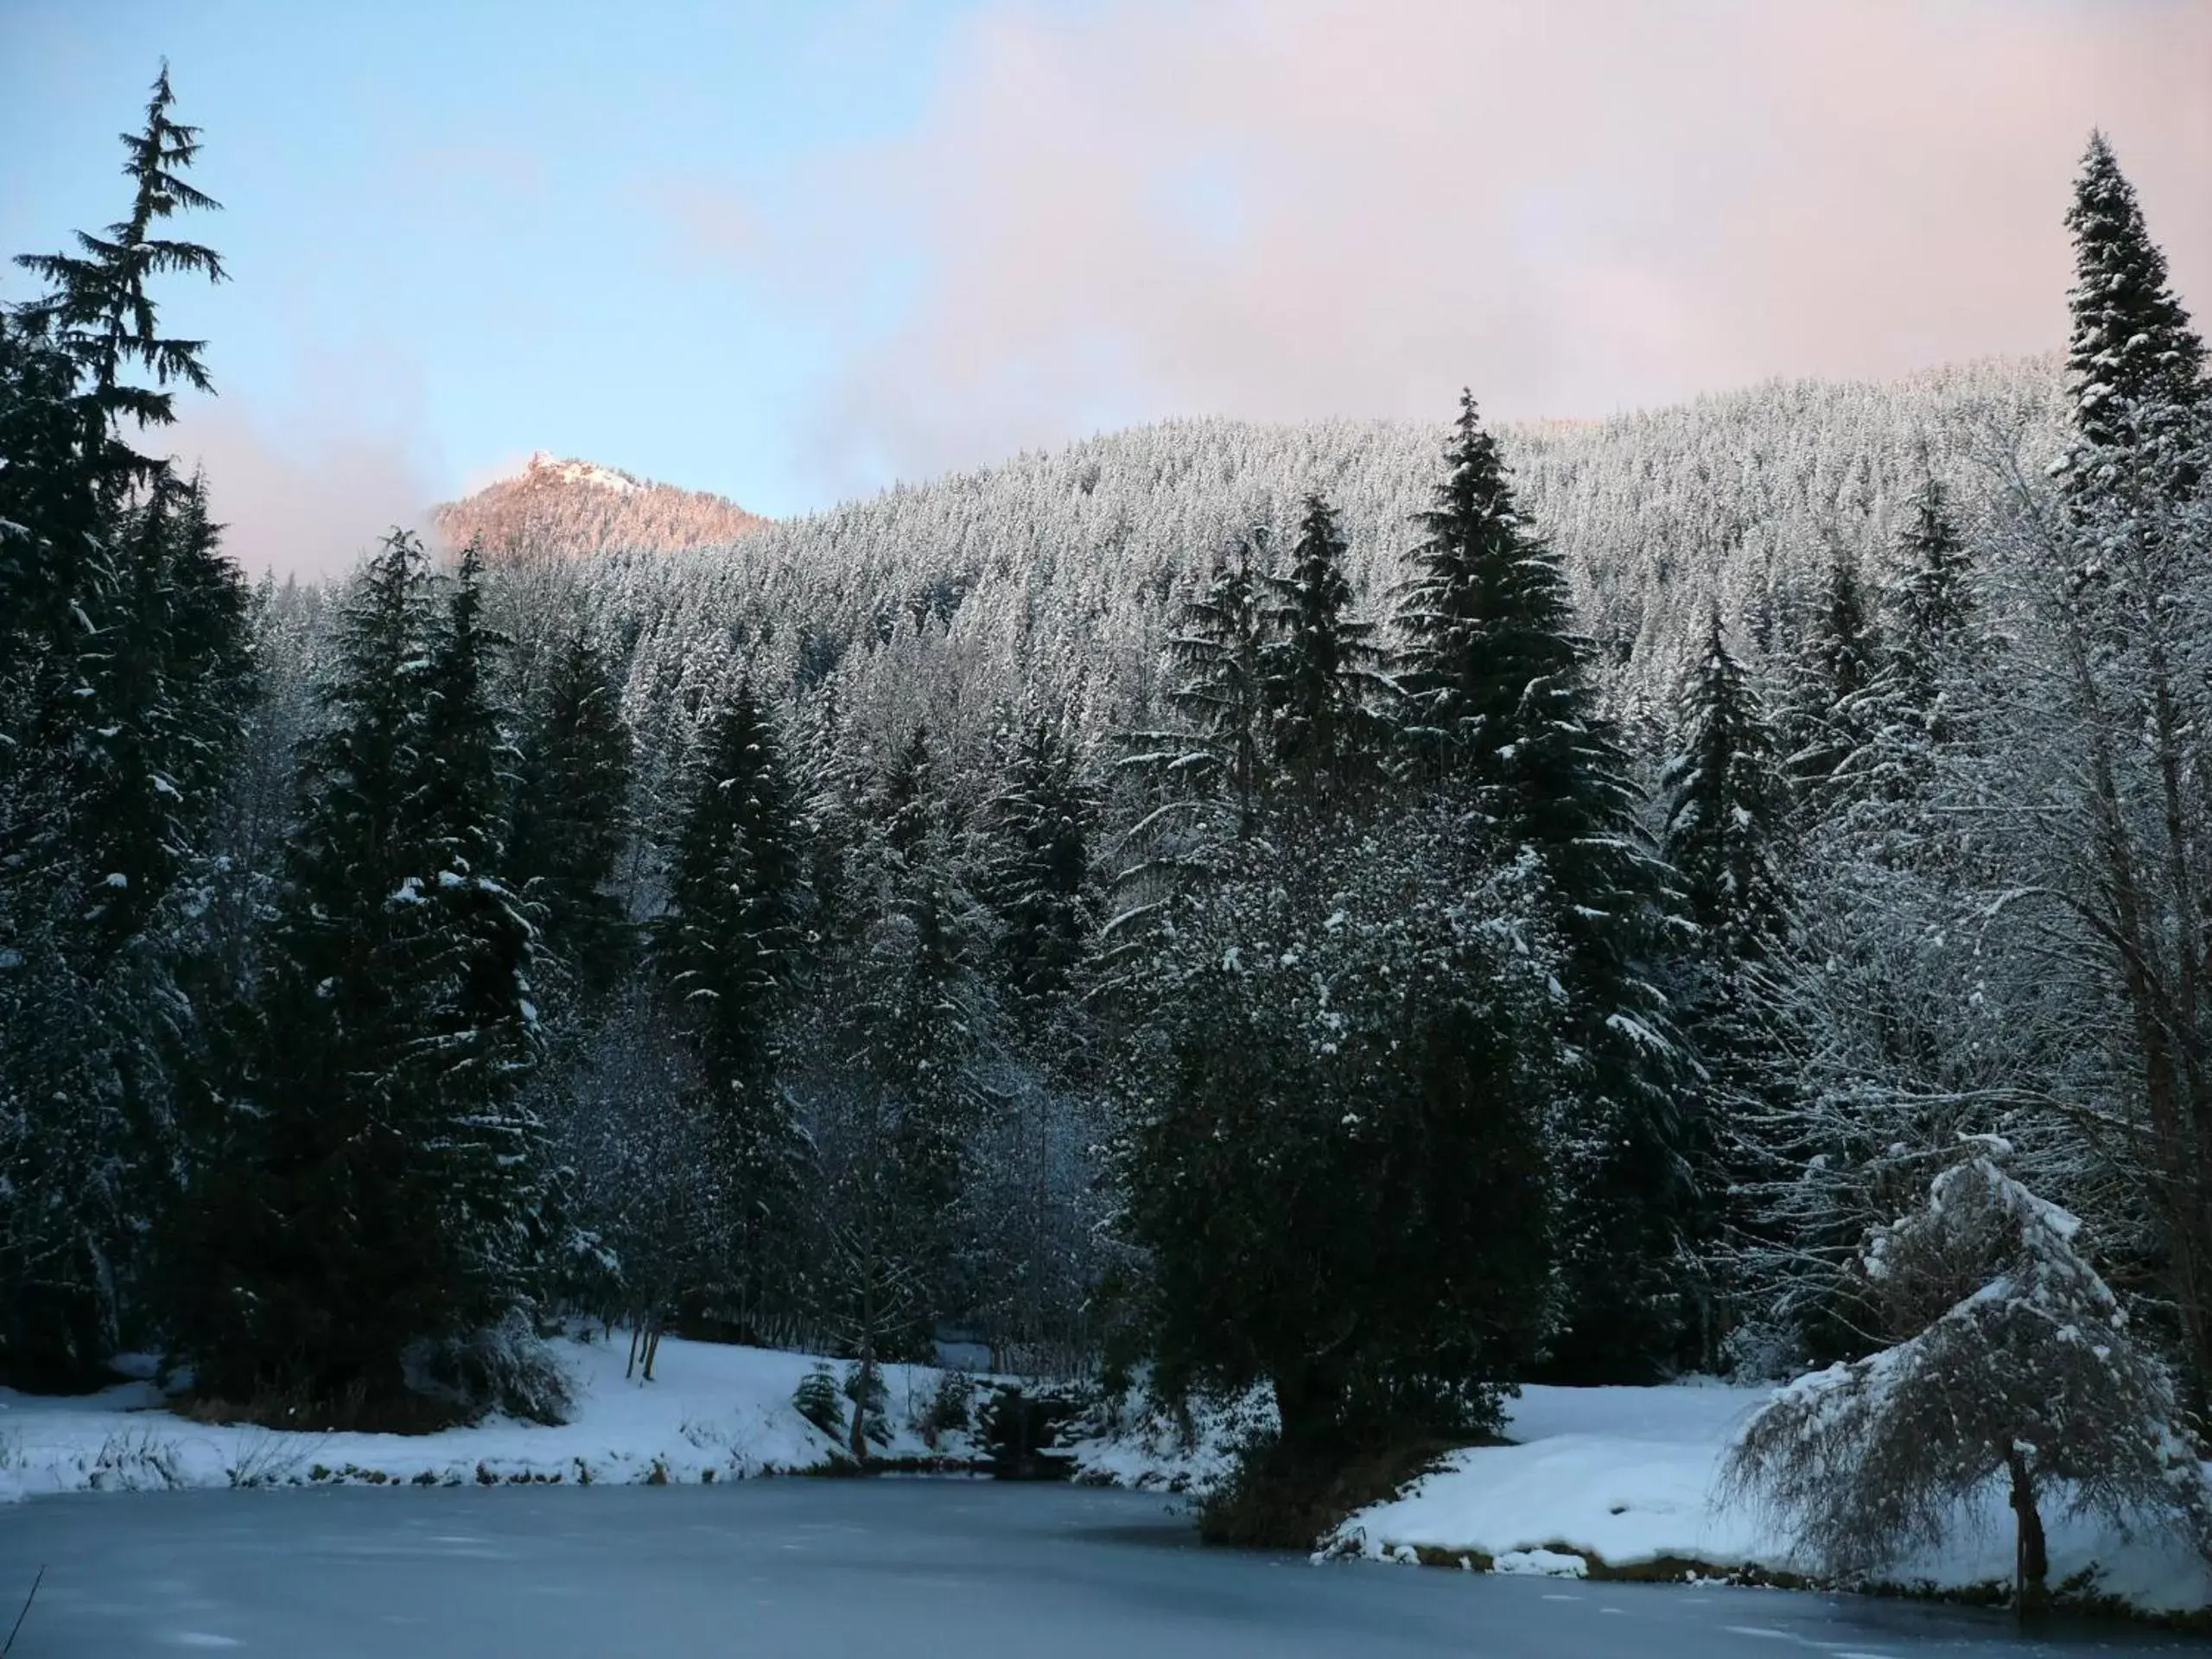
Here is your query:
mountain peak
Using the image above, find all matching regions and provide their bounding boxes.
[521,452,645,495]
[435,453,767,560]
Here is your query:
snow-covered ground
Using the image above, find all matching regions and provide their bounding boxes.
[1326,1383,2212,1618]
[0,1332,971,1501]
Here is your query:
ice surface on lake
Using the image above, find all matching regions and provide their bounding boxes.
[3,1482,2198,1657]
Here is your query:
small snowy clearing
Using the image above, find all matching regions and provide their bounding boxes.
[1325,1382,2212,1617]
[0,1333,976,1502]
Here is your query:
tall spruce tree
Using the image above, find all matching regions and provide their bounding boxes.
[507,626,634,996]
[1840,479,1979,821]
[1662,612,1790,971]
[1781,551,1881,804]
[828,752,995,1347]
[1262,492,1385,804]
[2017,134,2212,1404]
[2057,131,2205,511]
[985,714,1096,1015]
[1885,480,1972,719]
[1661,612,1792,1360]
[0,66,249,1388]
[1152,533,1273,838]
[657,676,810,1319]
[1393,394,1560,785]
[1393,391,1690,1380]
[1106,532,1276,975]
[181,534,554,1417]
[14,61,226,449]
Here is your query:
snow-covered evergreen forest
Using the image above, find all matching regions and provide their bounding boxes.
[5,68,2211,1585]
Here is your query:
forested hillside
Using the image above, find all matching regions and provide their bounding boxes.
[7,68,2210,1594]
[540,353,2063,792]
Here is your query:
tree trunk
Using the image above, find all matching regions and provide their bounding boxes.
[2006,1446,2048,1615]
[849,1352,874,1465]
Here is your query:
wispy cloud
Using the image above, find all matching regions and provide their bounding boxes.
[163,342,439,582]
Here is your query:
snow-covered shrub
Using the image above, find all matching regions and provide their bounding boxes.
[793,1362,844,1439]
[1724,1136,2212,1605]
[407,1312,575,1425]
[917,1369,975,1446]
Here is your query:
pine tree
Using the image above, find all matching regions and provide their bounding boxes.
[828,766,995,1344]
[13,61,227,452]
[407,545,557,1402]
[0,67,248,1389]
[2057,131,2206,511]
[1152,532,1273,838]
[179,534,556,1419]
[507,625,634,996]
[1394,391,1691,1380]
[1661,611,1792,1362]
[1393,393,1566,786]
[1884,480,1972,723]
[1834,479,1980,823]
[1662,612,1790,970]
[74,474,251,953]
[2009,134,2212,1407]
[1261,493,1385,804]
[790,676,871,931]
[1781,551,1881,802]
[1106,531,1276,973]
[657,676,811,1319]
[878,723,935,864]
[0,310,108,690]
[985,715,1096,1014]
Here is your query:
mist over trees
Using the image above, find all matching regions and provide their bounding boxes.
[3,69,2209,1569]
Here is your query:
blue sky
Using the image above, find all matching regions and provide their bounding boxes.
[1,1,969,526]
[3,1,2204,576]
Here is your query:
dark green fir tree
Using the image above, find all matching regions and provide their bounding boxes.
[657,676,811,1318]
[984,714,1096,1015]
[507,625,635,997]
[1393,391,1691,1381]
[1262,492,1385,805]
[1,64,249,1389]
[2058,131,2206,510]
[180,536,555,1420]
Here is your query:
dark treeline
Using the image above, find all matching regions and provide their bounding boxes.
[6,74,2211,1527]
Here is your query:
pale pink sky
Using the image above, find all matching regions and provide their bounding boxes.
[744,0,2212,493]
[16,0,2208,575]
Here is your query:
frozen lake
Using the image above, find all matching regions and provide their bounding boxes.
[1,1480,2198,1657]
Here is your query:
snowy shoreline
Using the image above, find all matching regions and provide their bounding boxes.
[8,1338,2208,1621]
[0,1334,976,1501]
[1325,1385,2212,1621]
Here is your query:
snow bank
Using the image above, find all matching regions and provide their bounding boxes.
[1327,1382,2212,1616]
[1067,1382,1271,1493]
[0,1333,973,1500]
